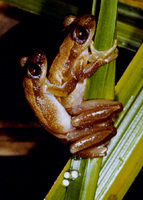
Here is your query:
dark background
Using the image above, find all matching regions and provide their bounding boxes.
[0,4,142,200]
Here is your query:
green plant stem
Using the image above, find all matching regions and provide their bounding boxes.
[84,0,118,99]
[64,1,118,200]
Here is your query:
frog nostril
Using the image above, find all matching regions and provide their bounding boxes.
[27,63,41,79]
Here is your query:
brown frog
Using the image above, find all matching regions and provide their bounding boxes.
[20,14,122,158]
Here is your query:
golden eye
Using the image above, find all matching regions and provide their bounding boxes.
[73,26,89,43]
[27,63,41,79]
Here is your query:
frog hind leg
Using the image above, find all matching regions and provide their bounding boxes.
[67,99,123,128]
[69,126,117,158]
[73,144,108,158]
[66,99,122,158]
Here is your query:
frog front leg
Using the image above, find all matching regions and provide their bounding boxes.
[76,39,118,81]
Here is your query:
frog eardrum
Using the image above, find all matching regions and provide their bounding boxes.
[20,14,122,158]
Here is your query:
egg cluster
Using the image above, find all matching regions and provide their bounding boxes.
[62,170,79,187]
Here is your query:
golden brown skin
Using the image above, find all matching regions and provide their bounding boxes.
[20,14,122,158]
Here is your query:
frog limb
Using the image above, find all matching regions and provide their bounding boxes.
[89,39,118,62]
[71,106,120,128]
[66,125,116,142]
[67,99,122,115]
[73,144,108,158]
[64,99,122,157]
[45,75,78,97]
[77,40,118,80]
[61,80,86,108]
[69,127,116,157]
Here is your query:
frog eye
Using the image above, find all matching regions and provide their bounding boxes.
[27,63,41,79]
[73,26,89,43]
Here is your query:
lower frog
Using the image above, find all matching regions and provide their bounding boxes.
[20,14,123,158]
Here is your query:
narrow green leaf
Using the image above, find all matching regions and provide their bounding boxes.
[119,0,143,10]
[115,43,143,127]
[2,0,79,22]
[45,159,71,200]
[117,21,143,51]
[64,158,87,200]
[102,43,143,163]
[118,2,143,29]
[94,44,143,200]
[79,158,102,200]
[95,88,143,200]
[91,0,98,17]
[117,1,143,51]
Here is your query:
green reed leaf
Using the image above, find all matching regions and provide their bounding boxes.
[117,21,143,52]
[2,0,79,22]
[119,0,143,10]
[117,1,143,51]
[94,44,143,200]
